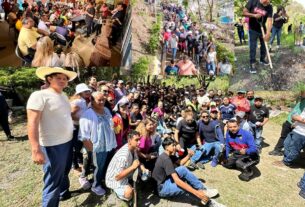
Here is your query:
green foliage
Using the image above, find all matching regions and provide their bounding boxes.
[161,76,230,92]
[293,81,305,93]
[216,42,235,65]
[148,14,163,54]
[131,56,150,78]
[270,112,289,125]
[0,68,38,87]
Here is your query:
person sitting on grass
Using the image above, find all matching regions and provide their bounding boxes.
[188,111,225,170]
[105,131,148,202]
[223,119,259,182]
[273,107,305,168]
[152,138,226,207]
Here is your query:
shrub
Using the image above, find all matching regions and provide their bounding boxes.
[131,56,150,77]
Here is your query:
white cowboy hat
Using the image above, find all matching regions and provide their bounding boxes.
[36,67,77,81]
[75,83,91,94]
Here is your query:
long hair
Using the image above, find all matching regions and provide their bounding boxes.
[135,117,156,138]
[64,52,85,77]
[32,36,54,67]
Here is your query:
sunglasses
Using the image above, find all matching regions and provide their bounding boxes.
[102,90,109,93]
[202,116,209,118]
[108,99,114,102]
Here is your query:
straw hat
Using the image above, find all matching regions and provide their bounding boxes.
[36,67,77,81]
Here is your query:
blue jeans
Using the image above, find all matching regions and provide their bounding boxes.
[41,140,73,207]
[172,48,177,60]
[238,30,245,44]
[158,166,205,197]
[92,151,111,187]
[300,172,305,191]
[270,26,282,46]
[190,141,223,163]
[249,29,266,64]
[249,122,263,149]
[283,131,305,165]
[206,61,216,74]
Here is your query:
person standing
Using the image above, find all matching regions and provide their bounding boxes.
[79,91,117,196]
[0,92,14,140]
[269,6,288,51]
[169,32,179,60]
[247,97,269,151]
[243,0,273,73]
[27,67,77,206]
[85,1,95,38]
[234,18,246,45]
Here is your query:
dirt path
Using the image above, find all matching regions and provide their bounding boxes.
[0,118,304,207]
[231,45,305,91]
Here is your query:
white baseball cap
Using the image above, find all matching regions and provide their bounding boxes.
[75,83,91,94]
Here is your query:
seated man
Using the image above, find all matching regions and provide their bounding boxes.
[188,111,224,169]
[18,17,48,62]
[277,108,305,167]
[223,119,259,182]
[152,138,225,207]
[165,59,179,76]
[105,131,147,201]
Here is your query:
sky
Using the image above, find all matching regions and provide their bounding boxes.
[295,0,305,7]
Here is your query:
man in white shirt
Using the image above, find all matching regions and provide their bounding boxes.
[105,131,147,201]
[38,13,50,35]
[197,88,210,107]
[27,67,77,207]
[281,108,305,166]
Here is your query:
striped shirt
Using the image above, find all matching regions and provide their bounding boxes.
[105,144,134,189]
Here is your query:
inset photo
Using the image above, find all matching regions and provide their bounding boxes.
[233,0,305,90]
[0,0,131,69]
[132,0,234,78]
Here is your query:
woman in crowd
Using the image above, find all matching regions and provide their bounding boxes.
[31,36,65,67]
[113,102,130,149]
[136,117,158,170]
[70,83,92,172]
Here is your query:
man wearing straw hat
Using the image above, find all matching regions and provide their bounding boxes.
[27,67,77,207]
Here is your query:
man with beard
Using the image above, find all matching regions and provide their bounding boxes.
[246,90,255,106]
[223,119,259,182]
[247,97,269,151]
[243,0,273,73]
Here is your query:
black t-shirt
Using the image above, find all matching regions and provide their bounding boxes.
[273,13,287,28]
[248,105,269,124]
[177,119,198,147]
[152,152,178,185]
[130,112,143,129]
[245,0,273,33]
[234,22,244,33]
[112,10,125,27]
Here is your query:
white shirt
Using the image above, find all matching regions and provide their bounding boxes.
[38,20,50,34]
[26,89,73,147]
[293,109,305,136]
[169,35,178,48]
[207,51,217,62]
[106,144,134,189]
[70,97,89,125]
[197,95,210,106]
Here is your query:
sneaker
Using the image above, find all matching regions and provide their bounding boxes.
[238,168,253,182]
[259,59,269,66]
[187,162,198,171]
[249,64,257,74]
[91,185,106,196]
[299,190,305,200]
[196,162,205,169]
[79,177,91,190]
[203,188,219,198]
[268,150,283,156]
[210,159,218,167]
[209,199,227,207]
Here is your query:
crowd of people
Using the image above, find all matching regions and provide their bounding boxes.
[236,0,304,74]
[4,66,297,206]
[160,2,232,77]
[1,0,129,67]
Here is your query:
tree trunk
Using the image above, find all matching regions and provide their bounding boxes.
[196,0,203,21]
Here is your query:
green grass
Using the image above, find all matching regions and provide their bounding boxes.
[270,111,289,125]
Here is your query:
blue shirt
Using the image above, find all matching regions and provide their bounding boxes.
[219,104,236,120]
[165,65,179,75]
[225,128,257,158]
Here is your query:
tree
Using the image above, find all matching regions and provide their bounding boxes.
[206,0,214,22]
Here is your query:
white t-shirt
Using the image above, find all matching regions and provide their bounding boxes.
[169,35,178,48]
[293,109,305,136]
[70,97,89,125]
[26,89,73,147]
[197,95,210,106]
[207,51,217,62]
